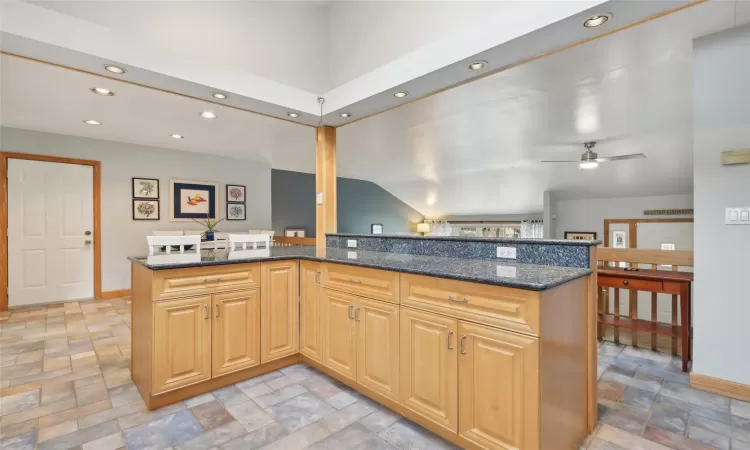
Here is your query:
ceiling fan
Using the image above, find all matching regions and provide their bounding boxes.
[541,141,646,170]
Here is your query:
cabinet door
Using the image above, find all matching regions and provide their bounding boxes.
[321,288,356,381]
[355,297,399,400]
[212,289,260,377]
[400,307,458,433]
[261,261,299,363]
[300,260,322,362]
[152,296,211,394]
[458,321,539,450]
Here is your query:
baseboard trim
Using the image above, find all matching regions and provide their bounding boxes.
[101,289,132,299]
[690,372,750,402]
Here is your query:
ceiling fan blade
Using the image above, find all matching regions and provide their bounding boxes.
[541,160,578,163]
[596,153,647,162]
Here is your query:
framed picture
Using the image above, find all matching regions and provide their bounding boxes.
[226,184,246,203]
[132,178,159,199]
[226,203,246,220]
[613,230,627,248]
[371,224,383,234]
[564,231,597,240]
[133,200,159,220]
[169,179,218,221]
[285,228,306,238]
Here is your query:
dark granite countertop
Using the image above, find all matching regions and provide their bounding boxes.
[326,233,601,246]
[128,246,591,291]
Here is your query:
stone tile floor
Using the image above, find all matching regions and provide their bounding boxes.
[0,299,748,450]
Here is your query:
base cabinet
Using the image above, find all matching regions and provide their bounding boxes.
[321,288,357,381]
[212,290,261,377]
[300,261,322,362]
[458,321,540,450]
[152,295,212,394]
[261,261,299,363]
[356,297,400,401]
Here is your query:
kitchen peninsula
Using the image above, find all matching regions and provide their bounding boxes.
[129,235,599,450]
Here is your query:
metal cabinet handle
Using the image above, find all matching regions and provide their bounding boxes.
[347,305,354,319]
[216,304,220,318]
[315,271,321,284]
[354,307,361,322]
[459,335,467,355]
[623,280,629,286]
[204,277,221,283]
[446,331,454,350]
[349,278,362,284]
[204,305,209,319]
[448,295,468,303]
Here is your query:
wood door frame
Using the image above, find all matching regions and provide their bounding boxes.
[603,218,694,248]
[1,152,102,310]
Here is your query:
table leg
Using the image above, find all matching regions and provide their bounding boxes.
[680,283,690,372]
[614,288,620,344]
[597,287,604,339]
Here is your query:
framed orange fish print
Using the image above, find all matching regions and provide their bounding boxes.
[169,179,218,221]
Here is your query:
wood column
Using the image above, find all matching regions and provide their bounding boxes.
[315,127,337,251]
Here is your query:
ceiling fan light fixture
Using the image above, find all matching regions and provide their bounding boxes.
[579,161,599,170]
[583,13,611,28]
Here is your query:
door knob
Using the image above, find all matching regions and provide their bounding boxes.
[84,231,92,236]
[84,240,92,245]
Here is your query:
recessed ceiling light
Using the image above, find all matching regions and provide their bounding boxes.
[170,134,184,139]
[200,111,217,119]
[393,91,408,98]
[287,112,299,118]
[339,112,352,118]
[104,65,127,74]
[83,120,101,125]
[468,60,487,70]
[583,13,611,28]
[212,93,227,100]
[90,87,114,96]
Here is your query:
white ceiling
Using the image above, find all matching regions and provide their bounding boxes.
[336,0,750,217]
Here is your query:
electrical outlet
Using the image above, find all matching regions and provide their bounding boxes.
[347,251,357,259]
[496,246,517,259]
[347,239,357,248]
[496,265,517,278]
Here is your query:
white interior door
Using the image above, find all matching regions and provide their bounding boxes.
[7,159,94,306]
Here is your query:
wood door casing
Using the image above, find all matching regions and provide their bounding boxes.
[261,261,299,363]
[321,288,356,381]
[355,297,399,401]
[399,307,458,433]
[300,260,322,362]
[152,295,212,394]
[458,321,539,450]
[212,289,260,377]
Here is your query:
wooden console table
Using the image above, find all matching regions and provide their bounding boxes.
[597,267,694,372]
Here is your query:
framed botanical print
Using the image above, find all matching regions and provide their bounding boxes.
[226,203,246,220]
[285,228,306,237]
[564,231,597,240]
[132,178,159,199]
[133,200,159,220]
[226,184,246,203]
[169,179,218,221]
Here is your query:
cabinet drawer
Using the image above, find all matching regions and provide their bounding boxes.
[598,275,663,292]
[400,274,540,336]
[322,263,399,304]
[153,264,260,300]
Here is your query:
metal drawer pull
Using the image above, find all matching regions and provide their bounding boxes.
[446,331,454,350]
[623,280,629,286]
[204,305,209,319]
[204,277,222,283]
[347,305,354,319]
[315,271,320,284]
[354,307,361,322]
[459,335,467,355]
[447,295,468,303]
[216,304,220,318]
[349,278,362,284]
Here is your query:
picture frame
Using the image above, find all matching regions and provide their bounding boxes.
[613,230,627,249]
[226,184,246,203]
[169,179,218,221]
[132,177,159,199]
[371,224,383,234]
[285,228,306,238]
[133,200,160,220]
[564,231,597,240]
[226,203,246,221]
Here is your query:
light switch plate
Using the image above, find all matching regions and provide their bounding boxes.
[496,246,517,259]
[347,239,357,248]
[316,192,323,205]
[726,207,750,225]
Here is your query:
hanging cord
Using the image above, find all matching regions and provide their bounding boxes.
[317,97,325,126]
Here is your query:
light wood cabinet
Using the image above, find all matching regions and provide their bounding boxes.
[399,307,458,433]
[152,295,212,394]
[458,321,539,450]
[355,297,400,401]
[212,289,260,377]
[322,263,400,304]
[261,261,299,363]
[300,260,322,362]
[321,288,357,381]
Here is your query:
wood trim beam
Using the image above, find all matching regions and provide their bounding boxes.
[597,248,694,267]
[315,127,337,252]
[0,152,103,310]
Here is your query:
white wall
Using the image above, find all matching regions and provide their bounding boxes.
[552,194,694,242]
[692,26,750,385]
[1,127,272,292]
